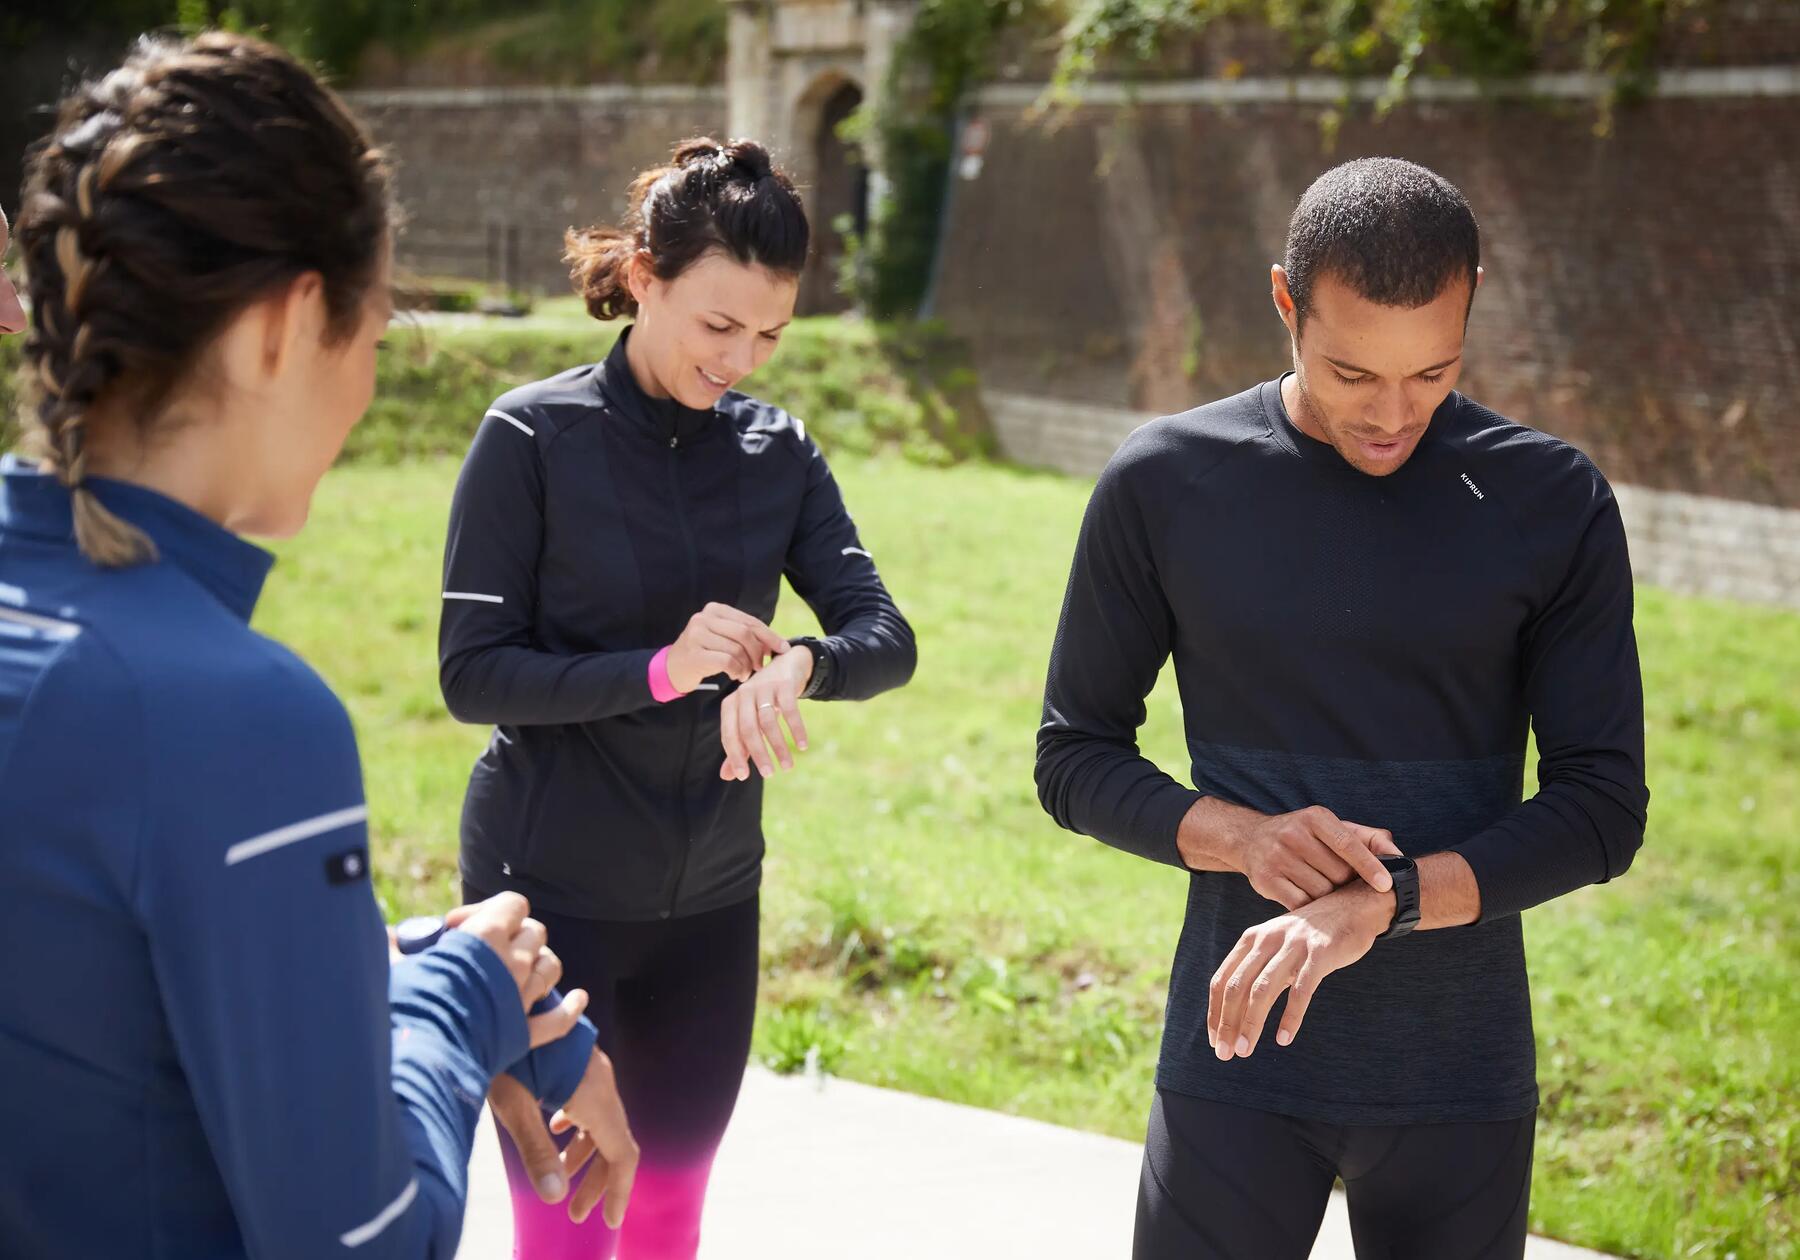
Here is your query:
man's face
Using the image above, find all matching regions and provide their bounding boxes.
[1274,267,1480,476]
[0,211,26,336]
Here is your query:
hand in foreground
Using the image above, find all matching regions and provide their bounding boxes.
[718,643,812,782]
[445,895,590,1044]
[1181,801,1401,910]
[488,1056,638,1229]
[668,603,788,692]
[549,1051,640,1227]
[1207,885,1391,1061]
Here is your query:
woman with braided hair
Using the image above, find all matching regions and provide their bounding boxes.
[0,32,638,1258]
[437,136,916,1258]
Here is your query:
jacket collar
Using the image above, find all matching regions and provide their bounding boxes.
[597,327,721,447]
[0,455,275,623]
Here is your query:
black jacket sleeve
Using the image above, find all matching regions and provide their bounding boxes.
[1453,485,1649,919]
[781,436,916,701]
[1035,449,1201,869]
[438,410,660,726]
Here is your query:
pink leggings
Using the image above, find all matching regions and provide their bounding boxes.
[499,1122,721,1259]
[472,890,760,1260]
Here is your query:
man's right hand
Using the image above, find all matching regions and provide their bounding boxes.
[1177,799,1400,910]
[667,602,789,693]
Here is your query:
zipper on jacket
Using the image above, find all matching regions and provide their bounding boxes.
[661,431,700,918]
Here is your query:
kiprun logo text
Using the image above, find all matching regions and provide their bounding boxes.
[1460,473,1486,501]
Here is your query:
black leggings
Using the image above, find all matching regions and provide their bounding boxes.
[467,883,760,1260]
[1135,1090,1535,1260]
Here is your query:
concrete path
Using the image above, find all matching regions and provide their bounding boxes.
[457,1068,1610,1259]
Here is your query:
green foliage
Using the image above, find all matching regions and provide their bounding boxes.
[848,0,1711,306]
[1052,0,1711,110]
[359,310,988,467]
[1,306,991,466]
[9,0,726,82]
[477,0,725,85]
[2,2,171,50]
[761,1004,851,1077]
[848,0,1047,318]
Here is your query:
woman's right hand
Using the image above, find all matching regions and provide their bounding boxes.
[666,602,788,693]
[444,895,588,1042]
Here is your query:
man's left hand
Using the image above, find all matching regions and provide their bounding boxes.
[489,1074,573,1206]
[1207,885,1393,1060]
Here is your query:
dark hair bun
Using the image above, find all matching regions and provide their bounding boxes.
[672,137,726,169]
[565,135,808,322]
[723,140,774,182]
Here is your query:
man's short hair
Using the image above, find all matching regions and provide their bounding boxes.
[1284,158,1480,325]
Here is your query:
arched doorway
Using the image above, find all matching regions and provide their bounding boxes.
[799,77,867,315]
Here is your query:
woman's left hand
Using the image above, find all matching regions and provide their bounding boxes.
[719,645,813,781]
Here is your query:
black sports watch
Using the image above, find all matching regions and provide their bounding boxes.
[1377,854,1421,940]
[788,636,833,700]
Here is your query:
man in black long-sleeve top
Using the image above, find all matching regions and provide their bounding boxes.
[1037,159,1647,1259]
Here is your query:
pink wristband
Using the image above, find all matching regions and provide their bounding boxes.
[648,644,687,703]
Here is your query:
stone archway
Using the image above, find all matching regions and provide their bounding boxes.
[798,74,867,313]
[726,1,917,310]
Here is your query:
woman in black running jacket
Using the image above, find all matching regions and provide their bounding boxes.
[438,137,916,1259]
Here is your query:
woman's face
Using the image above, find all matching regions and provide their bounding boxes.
[244,251,392,537]
[628,250,799,408]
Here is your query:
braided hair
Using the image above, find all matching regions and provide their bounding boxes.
[16,31,392,567]
[565,137,809,322]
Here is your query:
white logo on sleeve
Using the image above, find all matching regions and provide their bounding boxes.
[1460,473,1486,501]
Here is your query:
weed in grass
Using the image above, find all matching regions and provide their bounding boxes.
[762,1004,851,1079]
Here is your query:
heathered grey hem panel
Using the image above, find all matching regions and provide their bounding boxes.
[1152,1069,1540,1128]
[1157,740,1540,1125]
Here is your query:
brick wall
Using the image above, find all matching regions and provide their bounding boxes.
[932,68,1800,510]
[343,86,727,294]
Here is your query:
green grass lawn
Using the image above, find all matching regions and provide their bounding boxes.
[258,455,1798,1260]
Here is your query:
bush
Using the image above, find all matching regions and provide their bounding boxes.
[1,314,994,468]
[354,315,991,467]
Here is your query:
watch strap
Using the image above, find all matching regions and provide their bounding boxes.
[1378,855,1421,940]
[789,636,833,700]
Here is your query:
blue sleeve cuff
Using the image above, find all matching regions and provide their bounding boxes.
[390,929,532,1077]
[503,996,599,1110]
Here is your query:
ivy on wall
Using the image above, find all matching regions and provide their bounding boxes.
[851,0,1717,317]
[1052,0,1713,108]
[840,0,1040,318]
[12,1,1721,322]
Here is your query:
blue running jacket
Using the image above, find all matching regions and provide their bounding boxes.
[0,457,592,1258]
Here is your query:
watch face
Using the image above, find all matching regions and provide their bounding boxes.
[1379,855,1417,874]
